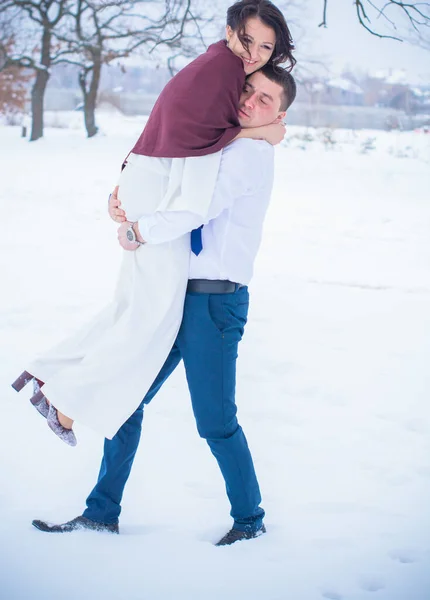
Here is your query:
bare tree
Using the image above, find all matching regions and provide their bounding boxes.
[0,0,70,140]
[0,34,30,118]
[0,0,198,139]
[54,0,199,137]
[412,30,430,49]
[319,0,430,42]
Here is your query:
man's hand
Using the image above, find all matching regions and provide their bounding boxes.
[117,221,140,251]
[109,186,127,223]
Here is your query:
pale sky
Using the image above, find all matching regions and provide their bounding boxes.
[134,0,429,83]
[300,0,430,82]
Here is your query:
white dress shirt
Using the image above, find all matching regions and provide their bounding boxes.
[138,138,275,285]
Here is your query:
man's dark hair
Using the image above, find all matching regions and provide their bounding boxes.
[226,0,296,72]
[258,64,297,111]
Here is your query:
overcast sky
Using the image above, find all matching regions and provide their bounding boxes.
[138,0,429,83]
[301,0,429,82]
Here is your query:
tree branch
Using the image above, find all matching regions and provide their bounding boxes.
[319,0,328,27]
[320,0,430,40]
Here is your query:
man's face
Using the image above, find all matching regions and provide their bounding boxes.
[238,71,286,129]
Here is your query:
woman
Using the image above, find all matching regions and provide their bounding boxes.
[12,0,295,445]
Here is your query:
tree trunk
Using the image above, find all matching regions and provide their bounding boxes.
[83,95,98,138]
[30,28,51,142]
[30,69,49,141]
[81,55,102,138]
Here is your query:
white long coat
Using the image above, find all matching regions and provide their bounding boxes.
[28,151,222,439]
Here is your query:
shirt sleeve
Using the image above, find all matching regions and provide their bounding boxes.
[138,140,269,244]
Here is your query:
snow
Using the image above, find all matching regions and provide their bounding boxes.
[371,69,409,85]
[327,78,363,95]
[1,118,430,600]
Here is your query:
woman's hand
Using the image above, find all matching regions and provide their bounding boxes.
[233,122,286,146]
[257,122,286,145]
[109,186,127,223]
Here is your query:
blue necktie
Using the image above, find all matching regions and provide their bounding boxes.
[191,225,203,256]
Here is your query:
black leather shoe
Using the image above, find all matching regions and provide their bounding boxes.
[32,516,119,534]
[216,524,266,546]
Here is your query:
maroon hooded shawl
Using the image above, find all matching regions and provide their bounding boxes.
[131,41,245,159]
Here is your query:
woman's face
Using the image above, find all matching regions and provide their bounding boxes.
[226,16,275,75]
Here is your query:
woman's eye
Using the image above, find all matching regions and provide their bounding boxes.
[262,45,272,51]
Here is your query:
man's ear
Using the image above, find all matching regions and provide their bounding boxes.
[272,112,286,124]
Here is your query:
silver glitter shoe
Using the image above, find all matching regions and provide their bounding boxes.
[33,379,49,418]
[47,404,77,447]
[11,370,44,392]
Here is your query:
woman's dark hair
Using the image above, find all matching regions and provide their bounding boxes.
[226,0,296,72]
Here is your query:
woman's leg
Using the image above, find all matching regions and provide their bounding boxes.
[57,410,73,429]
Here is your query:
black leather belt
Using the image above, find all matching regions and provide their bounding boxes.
[187,279,244,294]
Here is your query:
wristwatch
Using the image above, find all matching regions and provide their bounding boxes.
[126,223,144,245]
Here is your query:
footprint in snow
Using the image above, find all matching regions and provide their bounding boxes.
[416,465,430,478]
[388,548,417,564]
[403,418,429,435]
[321,590,343,600]
[358,576,385,592]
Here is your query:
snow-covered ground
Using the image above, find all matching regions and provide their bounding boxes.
[1,118,430,600]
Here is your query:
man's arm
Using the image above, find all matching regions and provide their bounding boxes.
[134,140,269,245]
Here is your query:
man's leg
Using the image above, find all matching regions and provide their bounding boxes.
[83,344,182,524]
[177,288,264,533]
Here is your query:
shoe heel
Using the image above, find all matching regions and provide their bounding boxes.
[12,371,34,392]
[30,390,45,406]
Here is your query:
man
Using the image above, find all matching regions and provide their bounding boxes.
[32,65,296,546]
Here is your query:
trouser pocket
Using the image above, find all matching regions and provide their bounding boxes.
[207,289,249,338]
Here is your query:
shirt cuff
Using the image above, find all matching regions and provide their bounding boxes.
[137,211,203,244]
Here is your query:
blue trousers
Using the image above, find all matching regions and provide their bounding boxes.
[83,286,264,532]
